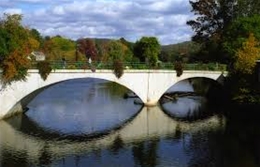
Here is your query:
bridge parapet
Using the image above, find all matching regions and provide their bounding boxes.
[29,61,227,71]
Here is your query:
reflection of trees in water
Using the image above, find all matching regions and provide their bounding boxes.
[83,79,132,105]
[132,139,159,167]
[185,114,260,167]
[190,78,226,106]
[38,144,52,166]
[105,81,130,97]
[1,148,29,167]
[62,78,130,104]
[161,96,215,122]
[109,135,124,155]
[220,115,260,167]
[162,78,225,121]
[189,78,211,96]
[185,129,224,167]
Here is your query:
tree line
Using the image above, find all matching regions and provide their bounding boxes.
[0,13,203,85]
[187,0,260,103]
[0,13,168,84]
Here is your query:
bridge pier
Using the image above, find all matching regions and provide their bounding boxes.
[143,99,158,107]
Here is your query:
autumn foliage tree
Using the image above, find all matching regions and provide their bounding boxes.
[234,33,260,74]
[0,14,34,85]
[77,38,98,61]
[187,1,260,102]
[43,36,76,61]
[222,16,260,103]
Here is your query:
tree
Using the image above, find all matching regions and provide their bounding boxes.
[221,16,260,103]
[234,33,260,74]
[233,0,260,17]
[0,13,32,85]
[187,0,260,63]
[107,40,125,78]
[43,36,76,61]
[107,40,125,61]
[77,38,98,61]
[106,40,134,62]
[85,39,98,61]
[223,15,260,58]
[134,37,161,67]
[187,0,235,43]
[28,37,40,51]
[187,0,260,43]
[30,28,43,48]
[0,28,8,62]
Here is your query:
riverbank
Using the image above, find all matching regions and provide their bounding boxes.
[224,102,260,120]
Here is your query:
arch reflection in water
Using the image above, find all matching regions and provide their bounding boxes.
[162,96,211,121]
[161,79,223,121]
[0,106,225,167]
[26,78,142,136]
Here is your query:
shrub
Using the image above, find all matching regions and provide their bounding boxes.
[37,61,52,80]
[174,61,183,77]
[113,60,124,78]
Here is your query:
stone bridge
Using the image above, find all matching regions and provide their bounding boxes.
[0,69,226,119]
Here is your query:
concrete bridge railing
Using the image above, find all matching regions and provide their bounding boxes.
[0,69,227,119]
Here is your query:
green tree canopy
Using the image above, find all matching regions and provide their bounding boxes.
[0,28,8,59]
[44,36,76,61]
[51,36,75,51]
[223,15,260,57]
[134,36,161,66]
[187,0,260,63]
[107,40,125,61]
[187,0,234,43]
[187,0,260,43]
[30,28,43,48]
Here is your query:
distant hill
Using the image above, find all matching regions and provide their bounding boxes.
[161,41,200,53]
[160,41,201,62]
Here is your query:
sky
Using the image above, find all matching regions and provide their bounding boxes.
[0,0,195,45]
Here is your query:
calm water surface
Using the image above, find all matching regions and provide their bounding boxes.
[0,79,260,167]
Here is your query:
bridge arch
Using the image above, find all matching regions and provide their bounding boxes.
[0,70,146,119]
[0,69,226,119]
[148,71,226,104]
[158,76,225,100]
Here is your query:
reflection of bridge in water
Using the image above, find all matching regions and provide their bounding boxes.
[0,106,225,165]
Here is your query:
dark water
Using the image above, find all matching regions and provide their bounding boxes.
[0,79,260,167]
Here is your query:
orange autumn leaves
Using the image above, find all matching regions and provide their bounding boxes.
[0,14,39,85]
[2,44,31,85]
[234,33,260,75]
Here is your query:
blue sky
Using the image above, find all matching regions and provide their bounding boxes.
[0,0,195,45]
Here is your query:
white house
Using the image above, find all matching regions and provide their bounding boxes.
[31,51,46,61]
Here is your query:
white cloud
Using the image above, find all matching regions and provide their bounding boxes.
[3,8,23,14]
[1,0,193,44]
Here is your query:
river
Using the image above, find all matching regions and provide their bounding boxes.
[0,78,260,167]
